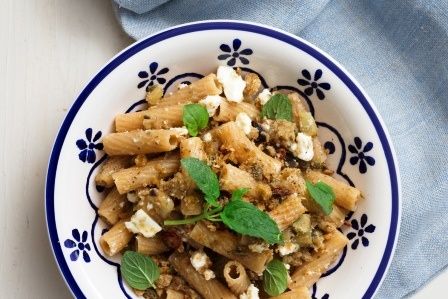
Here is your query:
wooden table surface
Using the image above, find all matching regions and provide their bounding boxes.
[0,0,445,298]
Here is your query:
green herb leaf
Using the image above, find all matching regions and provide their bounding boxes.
[183,104,209,136]
[230,188,249,201]
[306,180,335,215]
[260,94,293,121]
[120,251,160,290]
[263,259,288,296]
[181,157,220,206]
[220,198,282,244]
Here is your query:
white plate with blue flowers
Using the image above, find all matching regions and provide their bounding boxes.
[45,20,401,299]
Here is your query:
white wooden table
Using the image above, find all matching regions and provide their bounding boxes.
[0,0,445,298]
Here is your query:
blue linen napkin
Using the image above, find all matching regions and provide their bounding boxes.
[112,1,448,298]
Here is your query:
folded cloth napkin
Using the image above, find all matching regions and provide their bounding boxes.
[112,1,448,298]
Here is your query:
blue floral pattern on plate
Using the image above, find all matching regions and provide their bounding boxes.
[64,229,91,263]
[297,69,331,100]
[218,38,253,66]
[347,214,376,250]
[137,62,169,89]
[348,137,375,173]
[76,128,103,163]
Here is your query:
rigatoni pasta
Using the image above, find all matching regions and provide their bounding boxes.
[94,65,364,298]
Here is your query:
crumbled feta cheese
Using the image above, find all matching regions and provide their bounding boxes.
[203,269,215,281]
[290,132,314,161]
[178,83,188,89]
[217,65,246,102]
[190,251,208,272]
[284,263,291,270]
[278,242,300,256]
[235,112,252,135]
[127,192,139,203]
[260,120,271,131]
[248,243,269,253]
[257,88,272,105]
[125,209,162,238]
[240,284,259,299]
[169,126,189,136]
[199,95,223,116]
[146,203,153,211]
[202,132,212,142]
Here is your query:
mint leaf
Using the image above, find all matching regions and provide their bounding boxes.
[263,259,288,296]
[121,251,160,290]
[230,188,249,201]
[183,104,209,136]
[181,157,220,206]
[220,198,282,244]
[260,94,292,121]
[306,180,335,215]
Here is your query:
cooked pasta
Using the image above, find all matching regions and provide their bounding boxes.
[94,66,364,298]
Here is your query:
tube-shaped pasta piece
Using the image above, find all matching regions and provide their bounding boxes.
[112,154,180,194]
[270,287,311,299]
[305,170,361,211]
[181,193,203,216]
[169,252,237,299]
[326,205,348,228]
[215,122,282,178]
[214,101,259,122]
[269,193,306,231]
[219,164,271,202]
[223,261,250,295]
[115,111,148,133]
[100,220,133,256]
[142,104,184,130]
[189,222,272,274]
[287,93,307,124]
[311,137,327,166]
[103,129,180,156]
[98,188,128,225]
[289,230,348,289]
[135,235,169,255]
[159,74,222,107]
[95,156,131,187]
[166,289,185,299]
[180,137,207,160]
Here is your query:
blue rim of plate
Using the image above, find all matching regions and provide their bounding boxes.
[45,20,400,299]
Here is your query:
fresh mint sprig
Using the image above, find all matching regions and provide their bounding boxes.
[183,104,209,136]
[306,180,335,215]
[164,185,282,244]
[260,94,293,121]
[263,259,288,296]
[120,251,160,290]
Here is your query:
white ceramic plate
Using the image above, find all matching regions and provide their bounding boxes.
[45,20,401,299]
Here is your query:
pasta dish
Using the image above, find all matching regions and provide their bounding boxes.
[96,66,361,299]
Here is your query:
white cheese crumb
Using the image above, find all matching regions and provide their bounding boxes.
[284,263,291,270]
[203,269,216,281]
[260,120,271,131]
[199,95,223,117]
[217,65,246,102]
[290,132,314,161]
[240,284,260,299]
[127,192,139,203]
[203,132,213,142]
[125,209,162,238]
[169,126,189,136]
[248,243,269,253]
[178,83,188,89]
[278,242,300,256]
[235,112,252,135]
[190,251,208,272]
[257,88,272,105]
[146,203,154,211]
